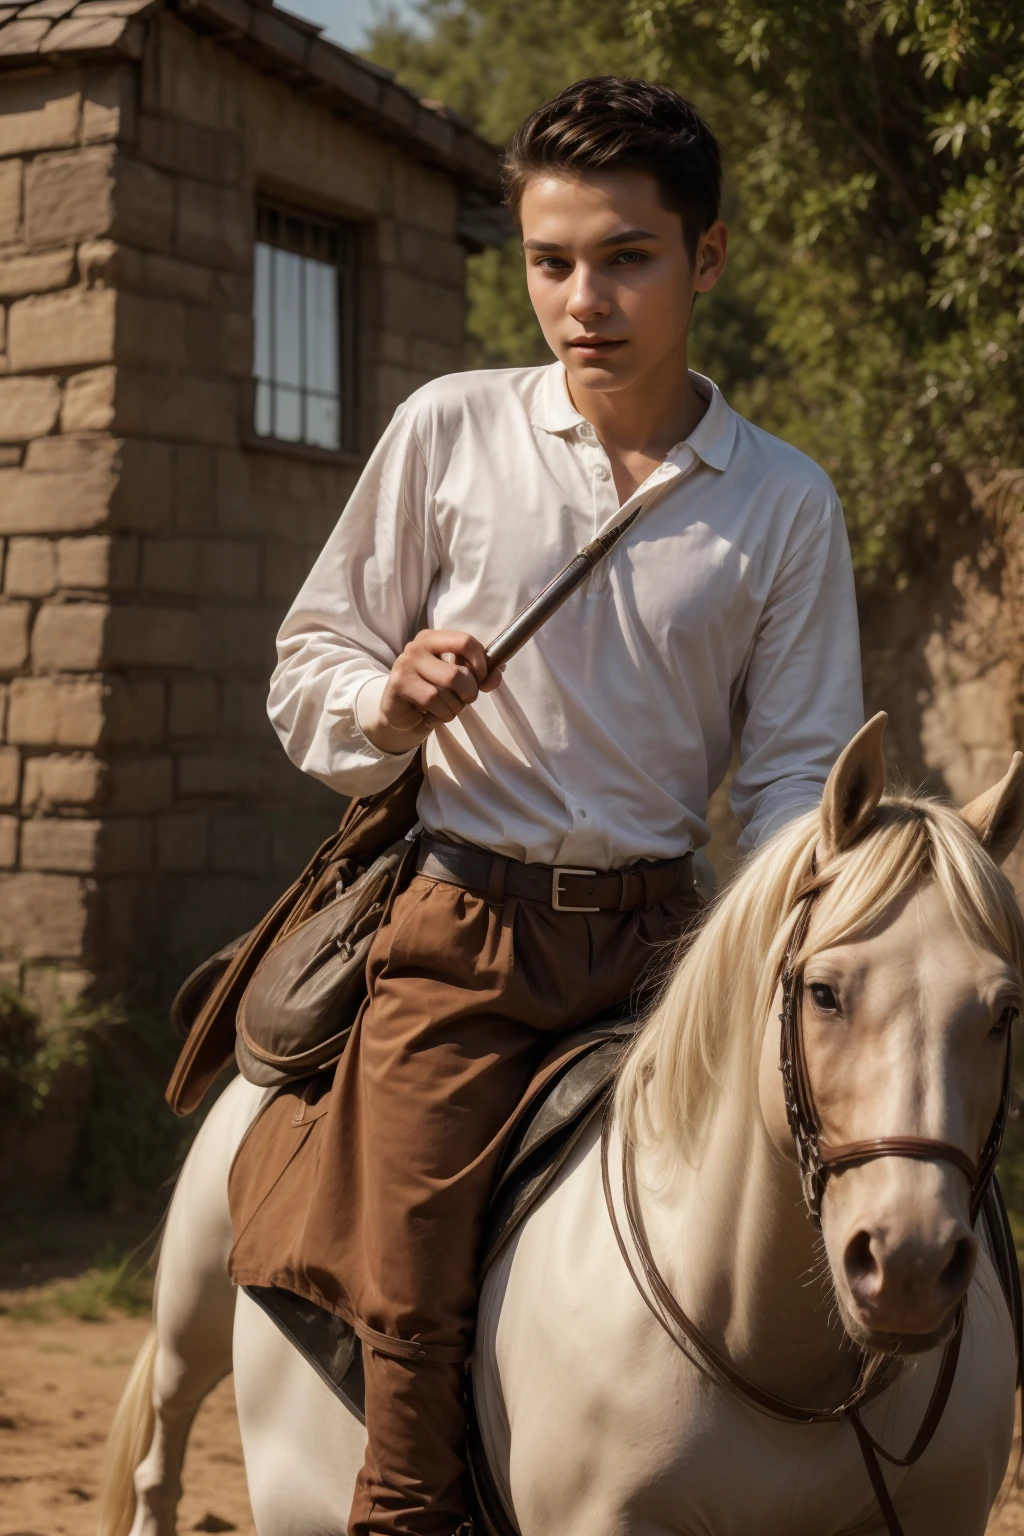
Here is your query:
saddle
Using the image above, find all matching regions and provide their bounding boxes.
[242,1006,638,1536]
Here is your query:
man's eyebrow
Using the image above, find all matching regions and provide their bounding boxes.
[523,229,661,252]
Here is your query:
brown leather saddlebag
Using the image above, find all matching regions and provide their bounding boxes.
[165,759,423,1116]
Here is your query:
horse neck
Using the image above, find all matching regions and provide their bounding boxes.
[633,1032,859,1407]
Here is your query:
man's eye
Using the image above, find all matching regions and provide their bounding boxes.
[612,250,647,265]
[808,982,838,1013]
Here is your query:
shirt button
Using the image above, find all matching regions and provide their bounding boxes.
[595,467,610,481]
[579,423,594,439]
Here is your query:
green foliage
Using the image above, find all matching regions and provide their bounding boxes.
[0,987,197,1210]
[6,1250,154,1323]
[367,0,1024,573]
[0,986,87,1118]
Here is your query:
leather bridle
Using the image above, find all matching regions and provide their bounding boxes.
[602,866,1020,1536]
[779,878,1014,1230]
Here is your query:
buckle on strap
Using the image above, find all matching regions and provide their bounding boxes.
[551,867,599,913]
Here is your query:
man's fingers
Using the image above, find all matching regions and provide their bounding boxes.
[417,630,490,683]
[418,652,479,704]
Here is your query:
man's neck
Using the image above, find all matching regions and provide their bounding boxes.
[566,341,707,463]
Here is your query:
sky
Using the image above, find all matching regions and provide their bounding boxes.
[280,0,424,52]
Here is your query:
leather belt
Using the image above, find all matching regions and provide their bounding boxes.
[416,836,695,912]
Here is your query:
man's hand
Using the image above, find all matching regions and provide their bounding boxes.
[361,630,503,754]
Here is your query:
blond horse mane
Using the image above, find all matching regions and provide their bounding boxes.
[615,792,1024,1170]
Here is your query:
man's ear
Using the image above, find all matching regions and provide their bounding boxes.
[960,753,1024,866]
[819,713,888,863]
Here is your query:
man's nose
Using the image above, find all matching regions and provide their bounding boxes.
[567,266,610,320]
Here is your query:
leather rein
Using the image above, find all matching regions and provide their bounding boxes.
[601,872,1018,1536]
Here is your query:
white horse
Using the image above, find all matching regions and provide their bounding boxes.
[99,716,1024,1536]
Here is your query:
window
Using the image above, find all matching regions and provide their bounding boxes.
[253,201,357,453]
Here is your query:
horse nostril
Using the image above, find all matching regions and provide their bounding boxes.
[843,1229,880,1300]
[938,1235,977,1301]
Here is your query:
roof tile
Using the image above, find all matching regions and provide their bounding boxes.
[0,16,51,51]
[43,10,144,50]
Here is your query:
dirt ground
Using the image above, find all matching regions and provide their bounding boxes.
[1,1305,1024,1536]
[0,1311,254,1536]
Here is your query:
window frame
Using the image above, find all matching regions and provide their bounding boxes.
[251,198,359,458]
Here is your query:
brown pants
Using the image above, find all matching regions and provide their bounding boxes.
[297,871,701,1535]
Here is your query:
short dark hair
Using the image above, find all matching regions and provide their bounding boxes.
[503,77,722,259]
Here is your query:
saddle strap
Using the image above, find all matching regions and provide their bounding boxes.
[849,1415,904,1536]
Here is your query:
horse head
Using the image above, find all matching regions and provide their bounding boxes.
[760,717,1024,1356]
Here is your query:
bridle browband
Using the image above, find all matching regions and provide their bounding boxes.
[779,876,1013,1229]
[602,861,1020,1536]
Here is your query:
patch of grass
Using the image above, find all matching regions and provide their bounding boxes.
[6,1250,154,1323]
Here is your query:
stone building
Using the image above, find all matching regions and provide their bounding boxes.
[0,0,504,1006]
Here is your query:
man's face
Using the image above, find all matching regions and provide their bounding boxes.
[520,168,727,395]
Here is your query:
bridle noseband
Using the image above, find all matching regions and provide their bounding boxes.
[779,875,1013,1228]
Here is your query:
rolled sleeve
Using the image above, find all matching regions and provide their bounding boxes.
[730,498,864,852]
[268,403,435,798]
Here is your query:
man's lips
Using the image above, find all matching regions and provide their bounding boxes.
[568,337,626,357]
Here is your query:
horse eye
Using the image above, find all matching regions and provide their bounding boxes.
[808,982,838,1013]
[992,1006,1019,1038]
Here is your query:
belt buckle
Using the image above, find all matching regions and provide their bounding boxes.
[551,867,599,913]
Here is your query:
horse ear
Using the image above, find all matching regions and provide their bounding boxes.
[819,713,888,862]
[960,753,1024,866]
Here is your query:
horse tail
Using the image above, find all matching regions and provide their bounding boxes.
[95,1327,158,1536]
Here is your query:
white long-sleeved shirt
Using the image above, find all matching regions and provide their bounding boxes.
[269,363,864,867]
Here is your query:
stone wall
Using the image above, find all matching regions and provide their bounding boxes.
[0,12,469,1006]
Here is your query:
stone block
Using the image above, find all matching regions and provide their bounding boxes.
[57,535,138,591]
[101,369,239,447]
[104,605,203,669]
[238,750,295,798]
[0,462,117,535]
[143,251,211,304]
[116,292,187,369]
[0,161,20,247]
[0,745,20,805]
[0,871,92,959]
[77,236,133,289]
[0,161,20,246]
[22,818,101,874]
[0,247,75,298]
[261,542,314,603]
[213,606,276,672]
[0,814,16,869]
[210,812,267,873]
[5,537,57,596]
[141,537,199,595]
[111,154,175,249]
[22,752,105,809]
[176,179,249,269]
[31,602,109,670]
[0,449,23,469]
[0,681,7,738]
[171,444,214,533]
[397,225,465,288]
[102,678,166,747]
[110,438,174,532]
[178,752,238,796]
[98,817,153,874]
[157,811,207,872]
[204,540,258,600]
[7,676,105,748]
[222,680,269,739]
[0,600,30,671]
[138,112,243,186]
[24,434,120,477]
[0,73,80,155]
[60,367,116,434]
[168,677,218,736]
[381,271,464,347]
[25,144,116,247]
[8,288,116,372]
[0,376,61,442]
[82,64,137,146]
[107,754,173,812]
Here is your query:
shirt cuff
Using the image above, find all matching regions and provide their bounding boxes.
[353,674,421,764]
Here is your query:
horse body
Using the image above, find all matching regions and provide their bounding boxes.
[100,722,1024,1536]
[477,1121,1014,1536]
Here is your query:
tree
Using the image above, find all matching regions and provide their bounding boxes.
[368,0,1024,575]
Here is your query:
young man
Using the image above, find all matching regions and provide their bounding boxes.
[268,77,863,1536]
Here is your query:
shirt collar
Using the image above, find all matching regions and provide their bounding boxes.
[529,362,738,473]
